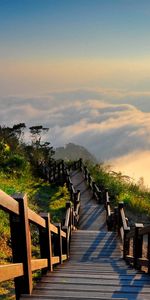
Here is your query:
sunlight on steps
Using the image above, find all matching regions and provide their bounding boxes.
[20,170,150,300]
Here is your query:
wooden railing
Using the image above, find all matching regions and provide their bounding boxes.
[105,197,150,273]
[72,159,114,229]
[72,159,102,204]
[41,160,66,183]
[0,180,80,298]
[73,159,150,274]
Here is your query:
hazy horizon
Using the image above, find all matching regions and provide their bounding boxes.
[1,1,150,186]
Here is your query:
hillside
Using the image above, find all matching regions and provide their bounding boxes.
[54,143,97,163]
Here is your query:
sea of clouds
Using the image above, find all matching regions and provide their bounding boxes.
[1,88,150,185]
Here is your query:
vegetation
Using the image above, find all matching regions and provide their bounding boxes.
[89,163,150,223]
[55,143,97,163]
[1,122,150,298]
[0,123,70,299]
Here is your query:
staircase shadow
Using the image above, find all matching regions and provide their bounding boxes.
[79,231,150,299]
[79,206,106,230]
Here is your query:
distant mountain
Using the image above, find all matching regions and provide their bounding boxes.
[54,143,97,163]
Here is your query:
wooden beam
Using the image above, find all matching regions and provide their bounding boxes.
[28,208,46,228]
[10,194,33,298]
[31,259,48,271]
[39,213,53,272]
[51,256,60,265]
[62,254,67,261]
[0,190,19,215]
[61,230,67,238]
[50,223,58,234]
[0,263,24,282]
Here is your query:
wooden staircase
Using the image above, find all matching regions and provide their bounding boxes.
[20,169,150,300]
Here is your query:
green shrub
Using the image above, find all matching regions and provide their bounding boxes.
[89,163,150,217]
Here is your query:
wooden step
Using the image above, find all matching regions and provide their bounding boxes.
[21,289,150,299]
[19,171,150,300]
[21,295,128,299]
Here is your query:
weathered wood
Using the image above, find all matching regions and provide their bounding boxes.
[123,228,130,259]
[39,213,53,272]
[61,230,67,238]
[10,194,32,299]
[50,223,58,234]
[51,256,60,265]
[54,223,63,264]
[31,259,48,271]
[0,189,19,215]
[139,225,150,236]
[133,223,144,269]
[148,233,150,273]
[0,263,24,282]
[28,208,46,228]
[62,254,67,261]
[64,202,71,227]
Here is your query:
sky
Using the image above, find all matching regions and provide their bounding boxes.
[1,0,150,185]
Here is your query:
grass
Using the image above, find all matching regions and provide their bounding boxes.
[89,163,150,221]
[0,170,70,299]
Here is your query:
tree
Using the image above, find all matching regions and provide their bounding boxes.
[26,125,55,175]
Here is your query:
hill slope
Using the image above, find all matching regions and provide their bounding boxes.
[54,143,97,163]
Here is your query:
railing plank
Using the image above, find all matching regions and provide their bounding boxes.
[50,223,58,234]
[28,208,46,228]
[64,206,71,227]
[51,256,60,265]
[138,258,149,267]
[0,190,19,215]
[0,263,24,282]
[139,225,150,236]
[31,259,48,271]
[62,254,67,261]
[120,207,129,231]
[61,230,67,238]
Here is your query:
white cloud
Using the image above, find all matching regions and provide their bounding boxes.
[111,151,150,188]
[1,88,150,184]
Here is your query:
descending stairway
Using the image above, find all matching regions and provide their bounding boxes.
[21,170,150,300]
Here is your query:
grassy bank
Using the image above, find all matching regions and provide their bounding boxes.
[89,163,150,223]
[0,170,70,299]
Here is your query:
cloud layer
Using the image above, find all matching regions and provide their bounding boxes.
[1,88,150,184]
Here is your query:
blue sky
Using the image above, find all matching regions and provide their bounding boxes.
[1,0,150,95]
[1,0,150,61]
[1,1,150,184]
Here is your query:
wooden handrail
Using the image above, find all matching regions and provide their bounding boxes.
[0,190,19,215]
[0,263,24,282]
[31,259,48,271]
[50,223,58,234]
[139,224,150,236]
[120,207,129,231]
[0,174,75,298]
[64,206,71,227]
[72,160,150,274]
[28,208,46,228]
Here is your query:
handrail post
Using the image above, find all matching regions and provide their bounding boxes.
[123,228,130,260]
[98,189,102,204]
[54,223,63,264]
[118,202,124,235]
[73,192,78,210]
[39,213,53,272]
[148,233,150,273]
[113,207,118,231]
[133,223,144,269]
[10,194,32,299]
[66,201,72,228]
[62,225,70,259]
[88,174,91,187]
[92,181,96,197]
[84,166,87,180]
[79,158,82,170]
